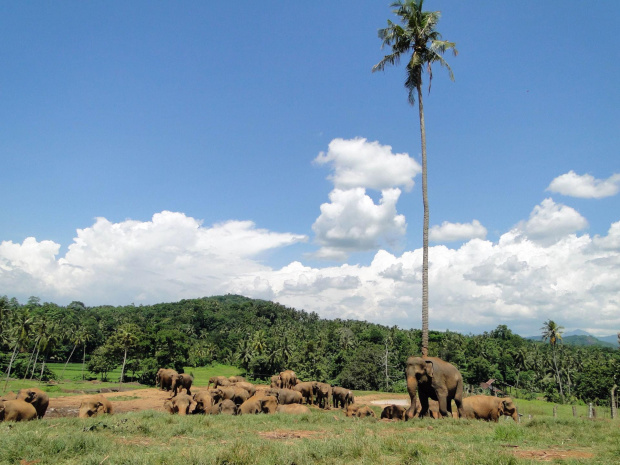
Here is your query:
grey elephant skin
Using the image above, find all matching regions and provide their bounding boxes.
[405,356,464,418]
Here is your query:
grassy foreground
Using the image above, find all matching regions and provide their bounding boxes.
[1,408,618,465]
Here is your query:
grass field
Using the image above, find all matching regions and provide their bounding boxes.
[2,364,619,464]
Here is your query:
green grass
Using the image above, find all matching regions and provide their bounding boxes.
[0,408,618,464]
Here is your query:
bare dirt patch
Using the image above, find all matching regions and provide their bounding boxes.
[46,388,171,418]
[512,448,595,461]
[258,430,327,441]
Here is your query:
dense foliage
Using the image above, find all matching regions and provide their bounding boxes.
[1,294,618,405]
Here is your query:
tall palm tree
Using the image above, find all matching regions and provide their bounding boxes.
[115,324,139,389]
[373,0,457,357]
[541,319,565,402]
[4,309,33,390]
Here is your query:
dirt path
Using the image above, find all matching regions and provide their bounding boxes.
[45,388,410,418]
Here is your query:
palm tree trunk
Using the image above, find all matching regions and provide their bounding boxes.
[3,343,19,391]
[82,345,86,380]
[552,346,565,402]
[417,83,429,358]
[61,343,78,380]
[120,347,128,390]
[30,345,40,380]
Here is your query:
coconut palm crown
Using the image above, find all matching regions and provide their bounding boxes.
[373,0,457,356]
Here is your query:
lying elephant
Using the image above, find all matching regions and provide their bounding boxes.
[171,373,193,397]
[192,391,214,414]
[163,393,195,415]
[276,404,311,415]
[345,404,376,418]
[211,386,250,405]
[408,397,441,419]
[79,395,113,418]
[267,388,303,405]
[237,395,278,415]
[17,388,49,419]
[462,395,518,422]
[0,399,37,421]
[0,392,17,401]
[381,404,408,420]
[217,399,237,415]
[208,376,231,389]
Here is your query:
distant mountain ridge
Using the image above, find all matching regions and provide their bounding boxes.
[526,330,618,348]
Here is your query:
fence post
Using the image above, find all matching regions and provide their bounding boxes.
[593,406,597,419]
[589,403,593,419]
[611,384,617,420]
[553,405,557,418]
[572,405,577,417]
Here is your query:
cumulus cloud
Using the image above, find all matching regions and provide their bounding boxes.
[314,138,421,191]
[0,211,307,304]
[430,220,487,243]
[311,138,419,260]
[1,209,620,336]
[547,171,620,198]
[311,188,406,260]
[518,198,588,245]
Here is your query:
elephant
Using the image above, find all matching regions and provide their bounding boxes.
[462,396,518,422]
[381,404,408,420]
[267,388,303,405]
[192,391,214,414]
[234,382,257,397]
[0,399,37,422]
[208,376,231,389]
[279,370,297,389]
[405,356,464,419]
[345,404,375,418]
[314,382,332,409]
[211,386,250,405]
[217,399,237,415]
[163,393,195,415]
[228,376,246,384]
[17,388,49,419]
[171,373,193,397]
[237,395,278,415]
[276,404,311,414]
[270,374,281,388]
[293,381,316,404]
[332,386,355,409]
[79,395,113,418]
[156,368,178,391]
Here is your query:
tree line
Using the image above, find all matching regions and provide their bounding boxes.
[1,294,618,406]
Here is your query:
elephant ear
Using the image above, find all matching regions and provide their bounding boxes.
[424,360,434,378]
[96,402,106,414]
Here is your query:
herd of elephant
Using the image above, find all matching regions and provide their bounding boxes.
[155,368,357,416]
[0,387,113,421]
[0,356,518,423]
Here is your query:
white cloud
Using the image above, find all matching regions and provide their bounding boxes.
[310,138,419,260]
[547,171,620,199]
[314,138,421,191]
[1,209,620,336]
[519,198,588,245]
[430,220,487,243]
[311,188,406,260]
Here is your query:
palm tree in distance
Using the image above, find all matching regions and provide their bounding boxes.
[541,319,565,402]
[373,0,457,357]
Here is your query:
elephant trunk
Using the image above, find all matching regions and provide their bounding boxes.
[406,372,418,416]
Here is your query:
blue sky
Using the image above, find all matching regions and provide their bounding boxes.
[1,1,619,337]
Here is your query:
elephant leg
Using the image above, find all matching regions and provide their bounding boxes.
[418,395,429,417]
[454,397,464,418]
[437,395,449,418]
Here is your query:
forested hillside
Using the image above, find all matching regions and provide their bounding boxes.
[1,294,618,405]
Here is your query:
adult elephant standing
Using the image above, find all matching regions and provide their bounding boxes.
[279,370,297,389]
[171,373,193,397]
[156,368,178,392]
[314,382,332,409]
[462,395,518,422]
[267,388,303,405]
[332,386,354,409]
[208,376,230,389]
[293,382,315,405]
[405,356,464,418]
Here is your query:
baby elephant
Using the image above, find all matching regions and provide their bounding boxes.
[381,404,408,420]
[345,404,376,418]
[462,395,518,422]
[276,404,311,415]
[0,399,38,422]
[79,395,113,418]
